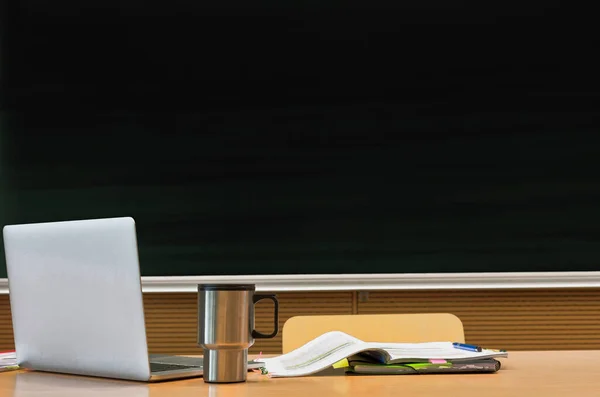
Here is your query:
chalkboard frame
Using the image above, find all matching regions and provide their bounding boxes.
[3,271,600,294]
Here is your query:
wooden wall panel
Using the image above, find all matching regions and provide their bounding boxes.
[0,295,14,351]
[357,289,600,351]
[253,291,353,354]
[2,289,600,354]
[143,292,353,354]
[143,293,199,355]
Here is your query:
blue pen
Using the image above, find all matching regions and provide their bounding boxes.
[452,342,482,352]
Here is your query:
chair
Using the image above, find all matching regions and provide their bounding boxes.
[282,313,465,353]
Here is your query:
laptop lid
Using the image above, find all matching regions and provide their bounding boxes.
[3,217,154,381]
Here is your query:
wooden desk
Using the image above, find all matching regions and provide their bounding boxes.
[1,351,598,396]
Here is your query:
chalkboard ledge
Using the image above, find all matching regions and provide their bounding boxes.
[2,272,600,294]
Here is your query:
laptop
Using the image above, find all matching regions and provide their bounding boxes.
[2,216,263,382]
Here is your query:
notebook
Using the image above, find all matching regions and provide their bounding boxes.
[346,357,501,375]
[254,330,507,377]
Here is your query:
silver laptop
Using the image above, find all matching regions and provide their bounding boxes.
[2,217,261,382]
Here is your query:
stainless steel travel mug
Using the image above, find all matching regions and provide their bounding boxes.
[197,284,279,383]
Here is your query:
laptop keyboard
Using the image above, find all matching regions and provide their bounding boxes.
[150,362,200,373]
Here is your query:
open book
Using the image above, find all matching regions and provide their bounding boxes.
[0,351,18,373]
[255,331,507,377]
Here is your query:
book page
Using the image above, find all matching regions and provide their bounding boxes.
[0,351,18,372]
[367,342,508,363]
[255,331,370,377]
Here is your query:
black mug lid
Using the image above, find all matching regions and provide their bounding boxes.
[198,284,256,291]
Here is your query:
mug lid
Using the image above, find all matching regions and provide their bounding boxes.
[197,284,256,291]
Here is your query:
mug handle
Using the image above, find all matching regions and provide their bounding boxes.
[251,294,279,339]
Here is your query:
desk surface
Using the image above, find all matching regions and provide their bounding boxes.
[1,351,598,396]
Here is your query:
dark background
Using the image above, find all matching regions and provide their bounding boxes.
[1,1,599,277]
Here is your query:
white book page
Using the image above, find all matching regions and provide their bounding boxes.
[367,342,508,362]
[0,351,17,369]
[255,331,372,377]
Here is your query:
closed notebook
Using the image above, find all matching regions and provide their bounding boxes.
[347,358,501,375]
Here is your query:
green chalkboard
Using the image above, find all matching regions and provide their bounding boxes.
[2,108,600,278]
[2,0,600,278]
